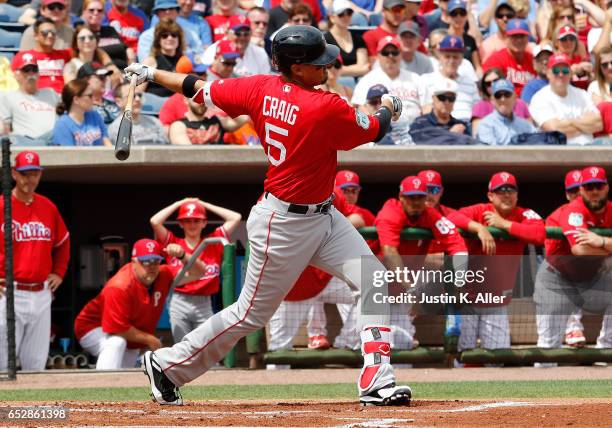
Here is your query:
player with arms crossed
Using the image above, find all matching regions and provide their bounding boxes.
[125,25,410,406]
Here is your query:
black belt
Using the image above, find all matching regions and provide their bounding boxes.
[266,192,333,215]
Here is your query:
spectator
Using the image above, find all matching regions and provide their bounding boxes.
[426,0,450,31]
[0,55,58,146]
[267,0,301,39]
[352,36,425,144]
[177,0,213,48]
[428,28,478,82]
[336,0,384,27]
[104,0,150,53]
[479,0,515,63]
[543,3,591,53]
[410,77,472,142]
[553,24,592,90]
[15,18,71,94]
[77,62,120,124]
[109,81,168,144]
[447,0,482,77]
[588,46,612,104]
[20,0,74,50]
[530,53,603,146]
[404,0,429,41]
[247,6,269,48]
[316,56,353,101]
[159,92,190,133]
[423,35,480,122]
[324,0,370,81]
[53,79,111,146]
[482,19,536,97]
[476,79,536,145]
[74,239,206,369]
[225,15,271,77]
[360,84,393,144]
[589,5,612,55]
[362,0,404,61]
[395,20,433,75]
[521,44,553,104]
[206,0,240,42]
[81,0,134,68]
[286,3,314,27]
[472,67,530,132]
[478,0,537,39]
[207,39,240,81]
[143,20,187,98]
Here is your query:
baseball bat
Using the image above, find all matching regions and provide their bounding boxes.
[171,237,229,289]
[114,74,138,161]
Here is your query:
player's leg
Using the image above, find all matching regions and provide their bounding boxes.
[96,335,128,369]
[78,327,105,357]
[0,291,29,371]
[18,288,52,370]
[323,277,360,350]
[478,306,511,351]
[310,208,411,405]
[268,300,312,351]
[457,305,479,353]
[596,313,612,349]
[169,293,193,343]
[389,302,416,350]
[565,309,586,347]
[306,301,329,349]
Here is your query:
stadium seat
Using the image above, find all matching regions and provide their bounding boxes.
[0,28,21,48]
[0,22,27,33]
[0,3,24,22]
[141,92,166,116]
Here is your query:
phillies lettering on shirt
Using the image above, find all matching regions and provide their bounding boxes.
[0,194,70,283]
[482,48,536,96]
[74,263,174,349]
[194,75,380,204]
[158,226,228,296]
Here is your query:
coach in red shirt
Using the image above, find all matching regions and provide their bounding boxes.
[482,18,535,97]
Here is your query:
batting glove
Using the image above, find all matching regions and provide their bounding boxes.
[124,63,155,86]
[381,94,402,121]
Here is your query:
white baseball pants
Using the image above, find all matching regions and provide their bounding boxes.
[457,305,510,352]
[78,327,140,369]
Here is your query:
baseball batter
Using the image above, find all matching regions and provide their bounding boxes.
[74,239,206,369]
[150,198,241,342]
[0,151,70,372]
[126,25,411,406]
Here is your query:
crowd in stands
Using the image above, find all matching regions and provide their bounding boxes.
[0,0,611,146]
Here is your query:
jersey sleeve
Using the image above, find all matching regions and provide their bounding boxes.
[509,208,546,245]
[445,207,472,230]
[332,188,351,216]
[427,209,467,255]
[559,203,589,247]
[101,287,133,334]
[194,76,261,118]
[458,203,483,221]
[375,200,404,248]
[325,94,380,150]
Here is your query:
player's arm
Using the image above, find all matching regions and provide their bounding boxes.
[168,121,192,145]
[375,95,402,141]
[124,64,206,98]
[382,245,404,272]
[150,198,196,242]
[201,201,242,237]
[115,326,162,350]
[570,228,610,255]
[348,213,366,229]
[219,115,250,132]
[166,243,207,285]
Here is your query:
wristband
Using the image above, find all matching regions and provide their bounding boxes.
[182,74,199,98]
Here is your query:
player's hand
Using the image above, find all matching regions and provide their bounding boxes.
[449,124,466,134]
[46,273,63,292]
[483,211,512,230]
[165,243,186,259]
[124,63,155,86]
[147,336,163,351]
[381,94,402,121]
[573,228,606,248]
[476,225,496,255]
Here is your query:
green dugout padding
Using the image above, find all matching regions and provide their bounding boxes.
[460,348,612,364]
[221,244,236,368]
[264,348,445,366]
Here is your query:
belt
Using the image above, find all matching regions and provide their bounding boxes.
[15,282,45,292]
[265,192,333,215]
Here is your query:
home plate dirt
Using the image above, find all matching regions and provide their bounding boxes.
[5,399,612,427]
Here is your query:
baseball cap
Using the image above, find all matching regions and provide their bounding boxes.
[431,75,458,95]
[216,39,241,60]
[42,0,66,5]
[398,21,421,37]
[581,166,608,186]
[438,35,464,52]
[400,176,428,196]
[377,35,401,52]
[505,19,530,36]
[229,14,251,32]
[448,0,467,13]
[548,53,571,69]
[418,170,443,187]
[335,170,361,189]
[76,62,112,79]
[383,0,404,8]
[565,169,582,190]
[11,52,38,72]
[330,0,353,15]
[177,201,207,220]
[533,44,553,58]
[132,239,165,262]
[152,0,179,12]
[14,151,42,172]
[366,84,388,101]
[488,171,518,192]
[557,24,577,40]
[495,0,514,11]
[491,78,514,95]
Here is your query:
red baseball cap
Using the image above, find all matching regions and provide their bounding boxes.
[177,201,207,220]
[557,24,577,40]
[11,52,38,72]
[14,151,42,172]
[377,35,401,53]
[400,176,427,196]
[335,170,361,189]
[132,239,164,261]
[229,14,251,31]
[488,171,517,191]
[216,39,240,60]
[417,170,442,188]
[548,53,571,69]
[42,0,66,5]
[564,169,582,190]
[581,166,607,185]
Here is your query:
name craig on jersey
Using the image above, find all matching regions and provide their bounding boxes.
[263,96,299,125]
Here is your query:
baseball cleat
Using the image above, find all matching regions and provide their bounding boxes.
[143,351,183,405]
[565,330,586,347]
[308,335,331,350]
[359,383,412,406]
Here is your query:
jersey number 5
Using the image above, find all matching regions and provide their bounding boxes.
[265,122,287,166]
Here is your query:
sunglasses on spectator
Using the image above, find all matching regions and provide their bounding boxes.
[560,35,577,42]
[87,7,103,13]
[161,32,179,39]
[291,17,311,24]
[436,94,456,103]
[582,183,606,191]
[602,61,612,69]
[494,91,513,100]
[427,185,442,195]
[495,12,515,20]
[78,34,96,42]
[450,10,467,17]
[40,29,57,37]
[20,65,39,73]
[493,186,517,194]
[252,20,268,26]
[221,60,237,66]
[338,9,353,17]
[46,3,65,11]
[552,66,571,75]
[333,60,342,69]
[235,30,251,37]
[139,259,161,267]
[559,14,574,20]
[380,49,400,57]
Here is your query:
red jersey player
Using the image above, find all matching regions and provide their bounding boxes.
[74,239,206,369]
[0,151,70,372]
[126,25,411,406]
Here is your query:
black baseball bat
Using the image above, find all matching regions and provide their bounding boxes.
[114,74,138,161]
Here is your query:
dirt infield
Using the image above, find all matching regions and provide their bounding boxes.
[2,399,612,427]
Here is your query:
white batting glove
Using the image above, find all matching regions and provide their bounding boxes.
[124,63,155,86]
[381,94,402,121]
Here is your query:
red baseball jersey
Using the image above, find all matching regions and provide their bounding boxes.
[195,75,380,204]
[548,197,612,282]
[0,193,70,283]
[206,14,235,42]
[269,0,323,22]
[74,263,174,349]
[459,202,545,306]
[107,7,146,50]
[157,226,228,296]
[14,50,71,94]
[482,48,536,96]
[428,204,472,254]
[545,203,567,256]
[375,198,467,257]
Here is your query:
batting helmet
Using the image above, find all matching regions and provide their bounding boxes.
[272,26,340,71]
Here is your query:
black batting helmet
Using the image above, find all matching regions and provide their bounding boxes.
[272,26,340,71]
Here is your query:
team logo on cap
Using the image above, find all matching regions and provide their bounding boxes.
[25,153,35,164]
[572,171,581,181]
[146,242,156,253]
[426,171,435,182]
[345,172,354,181]
[413,178,421,188]
[500,172,510,182]
[589,167,600,178]
[449,36,458,47]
